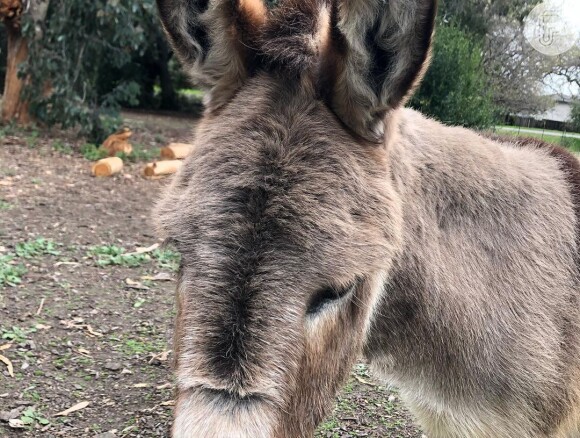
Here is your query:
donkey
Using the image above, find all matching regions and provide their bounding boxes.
[154,0,580,436]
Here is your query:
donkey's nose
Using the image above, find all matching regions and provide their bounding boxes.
[192,385,268,407]
[196,385,265,404]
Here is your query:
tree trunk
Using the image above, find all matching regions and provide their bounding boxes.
[1,25,29,123]
[1,0,50,124]
[157,34,177,110]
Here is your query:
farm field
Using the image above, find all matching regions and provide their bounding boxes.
[0,115,421,438]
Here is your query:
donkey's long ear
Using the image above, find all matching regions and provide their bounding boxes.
[157,0,267,111]
[328,0,437,142]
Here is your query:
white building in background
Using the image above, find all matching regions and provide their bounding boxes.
[513,96,577,131]
[537,97,574,123]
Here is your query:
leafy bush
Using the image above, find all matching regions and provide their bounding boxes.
[20,0,158,143]
[571,102,580,134]
[410,22,497,129]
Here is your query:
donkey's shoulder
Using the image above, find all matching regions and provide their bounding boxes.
[483,133,580,207]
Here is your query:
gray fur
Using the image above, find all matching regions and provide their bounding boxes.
[154,0,580,436]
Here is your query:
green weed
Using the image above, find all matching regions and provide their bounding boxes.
[152,248,180,272]
[80,143,108,161]
[87,245,150,267]
[0,122,17,137]
[0,200,12,210]
[26,130,40,148]
[116,143,157,163]
[122,338,165,356]
[0,255,27,287]
[15,237,60,258]
[19,407,50,428]
[1,325,37,343]
[52,140,74,155]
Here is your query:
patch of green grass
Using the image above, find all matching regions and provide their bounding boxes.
[1,325,37,343]
[116,143,158,163]
[80,143,108,161]
[26,130,40,148]
[15,237,60,258]
[52,140,74,155]
[316,418,340,437]
[152,248,181,272]
[0,254,27,287]
[0,200,13,210]
[0,122,18,137]
[52,357,68,369]
[178,88,204,98]
[87,245,151,267]
[25,389,42,401]
[562,137,580,153]
[122,338,165,356]
[494,127,580,153]
[353,363,370,378]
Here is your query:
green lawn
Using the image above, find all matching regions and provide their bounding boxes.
[494,126,580,153]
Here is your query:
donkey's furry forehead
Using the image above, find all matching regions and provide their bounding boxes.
[155,88,402,282]
[157,0,437,142]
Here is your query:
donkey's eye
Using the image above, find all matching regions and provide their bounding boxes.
[307,283,356,316]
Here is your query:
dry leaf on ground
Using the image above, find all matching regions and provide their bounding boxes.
[160,400,175,406]
[125,243,159,256]
[148,350,171,364]
[54,401,90,417]
[141,272,173,281]
[0,354,14,377]
[8,419,25,429]
[125,278,149,290]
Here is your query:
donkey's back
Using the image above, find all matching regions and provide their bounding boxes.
[367,109,580,437]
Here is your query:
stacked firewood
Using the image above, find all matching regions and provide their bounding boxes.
[90,128,194,178]
[0,0,24,26]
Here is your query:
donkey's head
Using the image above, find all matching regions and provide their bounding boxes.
[155,0,436,436]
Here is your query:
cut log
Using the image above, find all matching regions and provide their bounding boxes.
[101,128,133,156]
[143,160,182,177]
[91,157,123,177]
[160,143,193,160]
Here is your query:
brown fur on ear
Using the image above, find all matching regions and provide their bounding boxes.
[325,0,438,143]
[157,0,269,111]
[259,0,331,75]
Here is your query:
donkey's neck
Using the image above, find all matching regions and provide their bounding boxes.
[365,107,577,394]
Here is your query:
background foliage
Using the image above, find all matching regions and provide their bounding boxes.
[410,22,496,128]
[571,102,580,133]
[17,0,192,142]
[1,0,579,137]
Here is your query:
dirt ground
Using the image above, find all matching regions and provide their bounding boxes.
[0,112,422,437]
